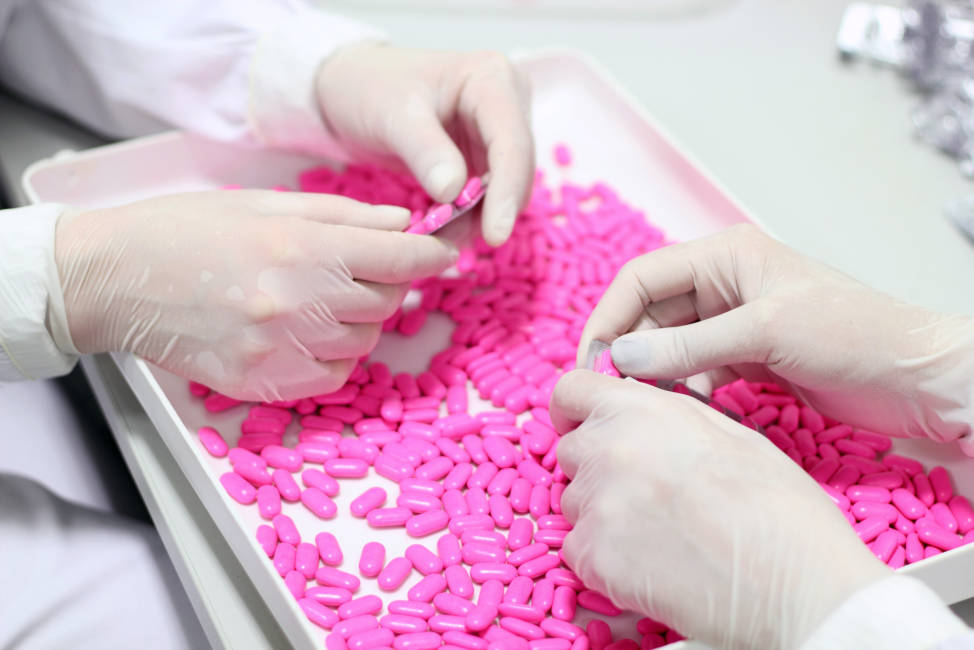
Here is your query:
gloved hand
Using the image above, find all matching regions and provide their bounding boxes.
[55,190,457,401]
[315,42,535,246]
[551,370,891,650]
[579,224,974,451]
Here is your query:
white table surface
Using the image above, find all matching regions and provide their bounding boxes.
[2,0,973,642]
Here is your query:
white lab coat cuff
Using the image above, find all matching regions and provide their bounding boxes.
[0,204,78,381]
[249,9,384,161]
[801,575,969,650]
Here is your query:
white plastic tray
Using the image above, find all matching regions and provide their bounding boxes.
[22,50,974,648]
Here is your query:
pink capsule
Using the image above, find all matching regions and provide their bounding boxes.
[441,564,473,598]
[489,494,515,528]
[541,619,584,641]
[444,631,489,650]
[518,553,561,578]
[916,518,962,550]
[316,532,344,566]
[334,615,380,639]
[256,525,277,557]
[462,542,506,565]
[576,590,621,616]
[500,617,545,640]
[316,566,361,591]
[949,495,974,534]
[198,427,229,457]
[257,485,282,519]
[853,515,889,542]
[234,460,273,486]
[408,574,448,602]
[401,478,445,497]
[302,487,338,518]
[518,459,553,486]
[367,507,412,528]
[340,595,384,620]
[375,557,413,592]
[510,480,532,514]
[300,597,340,629]
[274,542,296,576]
[437,533,463,567]
[295,542,319,579]
[586,620,613,650]
[465,604,498,632]
[846,485,892,503]
[374,455,414,482]
[892,488,928,520]
[296,441,341,464]
[416,457,455,481]
[325,458,370,479]
[504,576,535,605]
[478,579,506,608]
[394,632,443,650]
[390,600,436,619]
[851,501,898,523]
[380,614,429,634]
[466,488,491,516]
[508,518,535,550]
[220,472,257,504]
[471,563,517,584]
[306,586,353,607]
[532,640,572,650]
[351,487,388,518]
[929,467,954,503]
[437,438,471,464]
[434,592,475,617]
[302,469,340,496]
[359,542,386,578]
[508,543,549,566]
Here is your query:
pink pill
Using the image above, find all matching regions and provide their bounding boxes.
[518,459,553,486]
[220,472,257,505]
[231,460,272,489]
[359,542,386,578]
[545,571,581,591]
[860,471,904,489]
[450,515,495,535]
[444,631,489,650]
[271,514,299,545]
[502,576,533,606]
[349,628,394,650]
[932,503,959,532]
[500,617,545,640]
[444,564,474,598]
[430,614,467,633]
[914,472,935,507]
[851,501,898,523]
[334,615,380,639]
[351,487,388,518]
[917,518,962,550]
[317,566,361,591]
[381,614,429,634]
[260,445,303,472]
[306,586,353,607]
[401,421,438,441]
[434,592,475,616]
[257,525,277,557]
[531,640,572,650]
[854,515,889,542]
[488,468,519,497]
[462,542,506,565]
[462,435,488,464]
[484,436,519,468]
[316,532,344,566]
[444,464,474,491]
[438,533,463,567]
[846,485,892,503]
[550,586,577,621]
[302,487,338,518]
[406,544,444,575]
[488,495,515,528]
[529,485,551,519]
[531,579,555,613]
[274,542,296,576]
[883,453,923,475]
[510,480,532,514]
[871,531,899,563]
[395,373,422,399]
[479,579,506,608]
[416,457,455,481]
[508,518,534,550]
[409,574,448,602]
[394,632,443,650]
[444,489,470,518]
[407,510,450,537]
[368,507,413,528]
[471,563,517,584]
[586,620,613,650]
[892,488,928,520]
[508,543,548,566]
[576,590,621,616]
[303,469,340,496]
[300,598,340,629]
[377,557,414,592]
[949,495,974,534]
[326,458,370,478]
[401,478,445,497]
[929,467,954,503]
[463,530,508,548]
[469,463,500,490]
[465,604,498,632]
[390,600,437,619]
[541,619,584,640]
[340,595,384,620]
[295,542,319,579]
[296,442,340,464]
[257,485,282,519]
[518,553,561,578]
[198,427,229,457]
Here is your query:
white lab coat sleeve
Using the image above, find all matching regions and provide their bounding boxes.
[0,0,382,156]
[801,575,972,650]
[0,204,78,382]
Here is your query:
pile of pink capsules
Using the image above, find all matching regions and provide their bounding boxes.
[708,380,974,565]
[192,144,971,650]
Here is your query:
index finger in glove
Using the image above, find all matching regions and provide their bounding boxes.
[328,228,459,284]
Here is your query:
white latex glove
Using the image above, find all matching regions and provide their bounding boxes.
[579,224,974,451]
[315,42,535,246]
[55,190,457,401]
[551,370,891,650]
